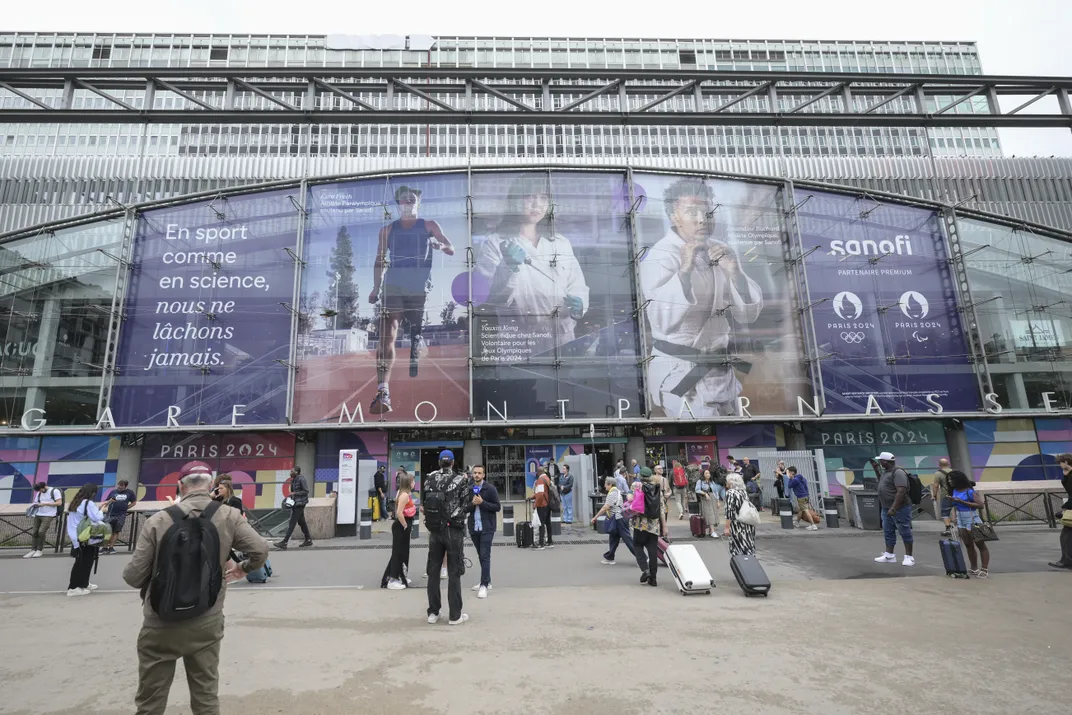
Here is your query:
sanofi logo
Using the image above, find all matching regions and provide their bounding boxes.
[830,235,914,256]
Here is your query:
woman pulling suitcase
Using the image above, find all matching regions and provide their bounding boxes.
[948,470,992,578]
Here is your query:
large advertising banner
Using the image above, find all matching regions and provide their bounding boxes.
[293,175,470,424]
[633,174,813,419]
[796,189,979,413]
[111,190,299,427]
[470,171,643,420]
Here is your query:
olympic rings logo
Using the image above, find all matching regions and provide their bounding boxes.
[840,331,865,343]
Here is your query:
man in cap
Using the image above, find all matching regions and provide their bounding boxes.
[640,178,763,417]
[368,185,456,414]
[123,467,269,714]
[873,451,915,566]
[420,449,472,625]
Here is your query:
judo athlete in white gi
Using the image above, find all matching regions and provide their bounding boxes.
[640,178,763,417]
[475,176,589,356]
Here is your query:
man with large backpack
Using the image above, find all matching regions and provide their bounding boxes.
[421,449,472,626]
[631,467,668,588]
[123,468,269,715]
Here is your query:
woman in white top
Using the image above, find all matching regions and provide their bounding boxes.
[475,176,590,355]
[66,483,107,597]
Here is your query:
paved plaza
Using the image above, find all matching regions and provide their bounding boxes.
[0,526,1068,715]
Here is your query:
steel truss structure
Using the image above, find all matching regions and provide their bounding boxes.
[0,67,1071,128]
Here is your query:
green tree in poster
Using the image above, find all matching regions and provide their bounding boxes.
[326,226,359,330]
[440,300,457,329]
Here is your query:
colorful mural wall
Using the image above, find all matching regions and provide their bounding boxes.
[802,420,948,492]
[137,433,297,509]
[966,418,1071,482]
[0,435,121,505]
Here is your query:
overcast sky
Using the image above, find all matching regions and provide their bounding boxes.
[6,0,1072,156]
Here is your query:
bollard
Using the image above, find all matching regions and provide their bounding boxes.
[359,507,372,540]
[778,498,795,530]
[551,511,562,537]
[824,497,840,528]
[502,504,515,538]
[410,515,420,540]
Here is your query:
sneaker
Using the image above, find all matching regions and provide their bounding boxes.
[471,584,482,591]
[647,578,658,588]
[369,388,393,414]
[274,541,288,550]
[440,567,447,579]
[477,586,487,599]
[640,572,649,584]
[796,522,807,529]
[711,532,720,539]
[874,552,896,563]
[448,613,469,626]
[806,524,819,531]
[601,559,616,565]
[537,546,546,551]
[427,612,440,624]
[299,540,313,548]
[23,550,35,559]
[87,584,99,591]
[940,529,952,537]
[386,579,406,590]
[66,588,89,597]
[902,555,916,567]
[547,543,555,549]
[406,578,414,587]
[30,550,43,558]
[1047,562,1072,570]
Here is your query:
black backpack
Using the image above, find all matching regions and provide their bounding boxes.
[149,501,223,622]
[905,472,924,505]
[641,481,662,519]
[423,477,451,532]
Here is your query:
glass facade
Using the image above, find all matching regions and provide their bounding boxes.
[0,33,1018,238]
[0,167,1067,433]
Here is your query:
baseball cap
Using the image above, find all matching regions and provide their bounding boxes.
[394,185,422,201]
[875,451,895,461]
[438,449,454,461]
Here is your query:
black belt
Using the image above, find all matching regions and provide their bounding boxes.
[652,340,753,397]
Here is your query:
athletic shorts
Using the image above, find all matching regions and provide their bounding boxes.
[108,514,127,534]
[382,284,429,318]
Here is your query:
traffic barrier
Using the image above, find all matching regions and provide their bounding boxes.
[824,497,840,528]
[778,498,794,529]
[359,508,372,540]
[502,504,514,538]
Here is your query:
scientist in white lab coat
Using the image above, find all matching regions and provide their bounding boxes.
[640,178,763,417]
[475,176,590,356]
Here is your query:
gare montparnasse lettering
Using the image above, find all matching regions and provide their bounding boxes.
[15,390,1065,432]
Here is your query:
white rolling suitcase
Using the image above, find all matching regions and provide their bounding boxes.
[665,543,714,595]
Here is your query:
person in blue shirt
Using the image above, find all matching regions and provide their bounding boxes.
[949,469,990,578]
[466,465,500,600]
[101,479,137,554]
[787,466,819,531]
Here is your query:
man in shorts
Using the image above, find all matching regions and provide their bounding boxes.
[102,479,137,554]
[931,458,954,537]
[368,185,456,414]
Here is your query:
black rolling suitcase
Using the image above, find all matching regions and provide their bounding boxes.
[940,538,969,578]
[729,551,771,597]
[516,503,534,548]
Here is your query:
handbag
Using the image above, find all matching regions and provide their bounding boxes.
[282,496,295,509]
[1061,509,1072,528]
[970,521,999,543]
[736,496,762,527]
